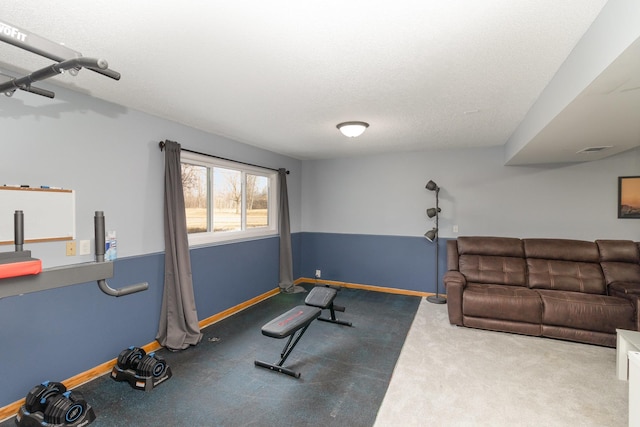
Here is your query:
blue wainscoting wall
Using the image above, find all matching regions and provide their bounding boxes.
[1,231,440,407]
[299,232,447,293]
[0,254,164,407]
[0,234,300,408]
[190,236,280,315]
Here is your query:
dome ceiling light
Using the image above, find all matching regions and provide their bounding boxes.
[336,121,369,138]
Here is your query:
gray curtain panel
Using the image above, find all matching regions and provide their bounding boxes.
[278,168,296,292]
[156,140,202,350]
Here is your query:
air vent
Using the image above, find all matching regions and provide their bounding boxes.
[576,146,613,154]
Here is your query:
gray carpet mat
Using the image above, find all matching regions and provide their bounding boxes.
[2,285,420,427]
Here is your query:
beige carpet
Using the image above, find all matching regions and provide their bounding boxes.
[374,299,628,427]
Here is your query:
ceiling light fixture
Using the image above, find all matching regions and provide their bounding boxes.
[337,121,369,138]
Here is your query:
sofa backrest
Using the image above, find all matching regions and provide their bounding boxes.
[596,239,640,285]
[456,236,527,286]
[523,239,605,294]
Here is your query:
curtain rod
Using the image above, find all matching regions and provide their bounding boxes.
[158,141,289,174]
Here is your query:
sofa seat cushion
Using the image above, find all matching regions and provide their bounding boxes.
[538,290,635,334]
[463,283,542,323]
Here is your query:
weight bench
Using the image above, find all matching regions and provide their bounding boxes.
[305,286,352,327]
[254,305,321,378]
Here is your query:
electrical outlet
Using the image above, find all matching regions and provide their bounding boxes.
[315,269,321,279]
[79,239,91,255]
[66,241,77,256]
[453,225,459,233]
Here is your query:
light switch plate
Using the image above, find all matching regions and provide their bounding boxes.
[66,241,76,256]
[79,239,91,255]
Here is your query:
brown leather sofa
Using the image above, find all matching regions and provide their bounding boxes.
[444,237,640,347]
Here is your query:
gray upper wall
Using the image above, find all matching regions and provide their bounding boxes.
[3,75,639,270]
[301,146,640,241]
[2,86,302,267]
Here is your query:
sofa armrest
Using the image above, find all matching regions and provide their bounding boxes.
[610,282,640,331]
[609,281,640,297]
[446,240,459,271]
[444,271,466,326]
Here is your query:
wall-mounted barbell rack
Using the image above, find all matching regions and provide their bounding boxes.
[0,19,120,98]
[0,211,148,300]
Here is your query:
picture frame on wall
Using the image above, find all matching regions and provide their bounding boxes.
[618,176,640,218]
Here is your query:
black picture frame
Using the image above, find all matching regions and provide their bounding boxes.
[618,176,640,218]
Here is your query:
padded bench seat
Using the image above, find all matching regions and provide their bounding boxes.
[261,305,321,339]
[255,305,321,378]
[0,258,42,279]
[255,288,352,378]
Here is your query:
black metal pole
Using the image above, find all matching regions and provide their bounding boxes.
[94,211,105,263]
[14,210,24,252]
[427,188,446,304]
[0,57,119,95]
[158,141,289,174]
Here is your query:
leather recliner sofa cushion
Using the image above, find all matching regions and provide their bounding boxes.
[463,283,542,324]
[524,239,606,294]
[458,236,527,287]
[538,290,635,333]
[597,239,640,286]
[523,238,601,262]
[460,256,527,287]
[457,236,525,258]
[527,259,606,294]
[597,239,640,263]
[609,282,640,297]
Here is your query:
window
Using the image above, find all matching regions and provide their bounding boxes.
[181,151,278,245]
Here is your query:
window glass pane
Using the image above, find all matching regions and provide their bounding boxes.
[247,174,269,228]
[181,151,278,244]
[213,167,241,232]
[182,163,208,233]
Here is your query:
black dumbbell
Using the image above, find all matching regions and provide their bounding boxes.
[43,391,87,425]
[136,353,168,378]
[116,346,146,371]
[24,381,67,414]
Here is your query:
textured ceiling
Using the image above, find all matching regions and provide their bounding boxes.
[2,1,637,163]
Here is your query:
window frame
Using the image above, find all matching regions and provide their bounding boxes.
[181,151,279,246]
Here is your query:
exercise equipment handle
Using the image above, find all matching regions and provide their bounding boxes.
[0,57,120,95]
[93,211,148,297]
[97,278,148,297]
[14,210,24,252]
[94,211,105,262]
